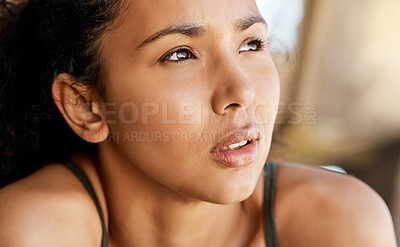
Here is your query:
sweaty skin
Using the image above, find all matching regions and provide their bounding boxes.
[0,0,397,246]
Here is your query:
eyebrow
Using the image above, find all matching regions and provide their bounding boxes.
[135,14,267,49]
[234,14,267,32]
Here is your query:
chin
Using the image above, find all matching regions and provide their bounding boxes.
[202,166,263,204]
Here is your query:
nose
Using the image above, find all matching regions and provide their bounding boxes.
[210,57,255,115]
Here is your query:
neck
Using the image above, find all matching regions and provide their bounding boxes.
[96,142,253,247]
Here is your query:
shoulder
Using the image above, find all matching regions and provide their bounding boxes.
[0,162,102,247]
[272,161,397,247]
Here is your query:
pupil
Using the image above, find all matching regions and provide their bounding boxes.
[248,43,257,50]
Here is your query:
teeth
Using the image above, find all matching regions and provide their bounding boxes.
[228,140,247,149]
[219,140,248,152]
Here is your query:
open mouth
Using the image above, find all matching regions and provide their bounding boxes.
[217,140,252,152]
[210,139,259,168]
[209,126,261,167]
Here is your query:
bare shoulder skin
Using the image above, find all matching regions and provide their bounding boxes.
[272,161,397,247]
[1,157,396,247]
[0,156,105,247]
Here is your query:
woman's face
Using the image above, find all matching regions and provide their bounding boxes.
[99,0,279,203]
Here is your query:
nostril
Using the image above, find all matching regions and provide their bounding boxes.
[224,103,241,110]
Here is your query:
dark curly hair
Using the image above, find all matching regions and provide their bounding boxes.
[0,0,125,187]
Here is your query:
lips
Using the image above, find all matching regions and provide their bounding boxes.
[210,126,261,168]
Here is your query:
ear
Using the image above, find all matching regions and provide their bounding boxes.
[52,73,109,143]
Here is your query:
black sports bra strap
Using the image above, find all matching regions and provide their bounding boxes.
[61,161,108,247]
[263,161,279,247]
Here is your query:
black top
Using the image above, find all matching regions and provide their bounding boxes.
[61,160,279,247]
[263,161,279,247]
[61,161,109,247]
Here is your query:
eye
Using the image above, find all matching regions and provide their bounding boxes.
[239,38,267,53]
[161,47,196,63]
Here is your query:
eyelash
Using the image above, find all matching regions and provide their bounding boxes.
[160,38,267,64]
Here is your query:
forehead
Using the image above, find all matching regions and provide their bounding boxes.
[120,0,261,38]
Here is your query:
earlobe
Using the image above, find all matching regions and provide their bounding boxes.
[51,73,109,143]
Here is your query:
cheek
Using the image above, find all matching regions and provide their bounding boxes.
[256,70,280,126]
[249,54,280,130]
[104,61,205,128]
[103,65,212,186]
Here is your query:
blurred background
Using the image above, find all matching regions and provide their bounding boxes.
[256,0,400,243]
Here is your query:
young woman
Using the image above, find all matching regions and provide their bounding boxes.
[0,0,397,246]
